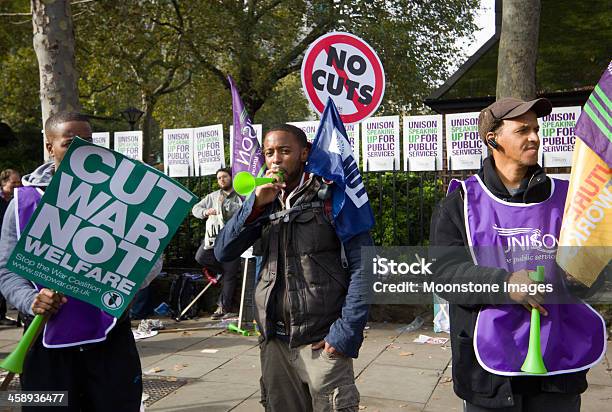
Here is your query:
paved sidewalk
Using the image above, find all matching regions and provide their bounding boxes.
[0,319,610,411]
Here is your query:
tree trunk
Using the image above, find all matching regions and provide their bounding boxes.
[496,0,541,100]
[141,94,156,164]
[32,0,80,127]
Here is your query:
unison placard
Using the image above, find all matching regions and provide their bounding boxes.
[6,138,197,317]
[445,112,484,170]
[91,132,110,149]
[362,116,400,171]
[113,131,143,161]
[403,115,443,171]
[163,128,193,177]
[345,123,360,166]
[539,107,581,167]
[288,121,319,143]
[193,125,225,176]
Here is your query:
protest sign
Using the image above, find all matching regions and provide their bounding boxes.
[345,123,360,166]
[539,106,581,167]
[362,116,400,171]
[289,121,360,165]
[403,115,443,171]
[230,124,262,166]
[163,128,193,177]
[193,125,225,176]
[91,132,110,149]
[301,32,385,124]
[288,121,319,142]
[445,112,484,170]
[114,131,143,161]
[6,138,197,317]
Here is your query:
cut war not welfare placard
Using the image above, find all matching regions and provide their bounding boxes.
[7,138,197,317]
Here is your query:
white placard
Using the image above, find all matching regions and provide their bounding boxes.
[403,115,443,171]
[163,128,194,177]
[114,131,143,161]
[288,121,319,143]
[362,116,400,171]
[445,112,484,170]
[91,132,110,149]
[193,125,225,176]
[230,124,262,165]
[539,106,580,167]
[345,123,360,167]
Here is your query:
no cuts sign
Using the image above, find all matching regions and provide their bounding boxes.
[301,32,385,124]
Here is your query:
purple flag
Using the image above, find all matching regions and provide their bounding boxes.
[229,76,265,177]
[576,61,612,166]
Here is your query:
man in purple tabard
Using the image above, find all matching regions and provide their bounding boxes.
[0,112,161,411]
[430,97,606,412]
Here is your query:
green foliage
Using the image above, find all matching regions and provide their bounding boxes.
[1,0,479,165]
[443,0,612,99]
[341,0,480,114]
[364,171,442,246]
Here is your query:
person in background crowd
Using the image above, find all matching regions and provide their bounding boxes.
[192,167,243,320]
[0,168,21,326]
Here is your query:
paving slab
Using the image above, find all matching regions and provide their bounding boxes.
[581,383,612,410]
[356,364,440,403]
[0,327,24,341]
[360,396,424,412]
[137,345,173,369]
[135,335,211,352]
[177,336,258,359]
[376,341,451,371]
[201,355,261,387]
[147,380,258,411]
[423,375,462,412]
[230,392,263,411]
[587,352,612,387]
[143,354,228,379]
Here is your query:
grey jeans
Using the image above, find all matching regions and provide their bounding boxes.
[259,338,360,412]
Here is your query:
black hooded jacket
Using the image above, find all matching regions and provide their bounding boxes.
[429,156,591,408]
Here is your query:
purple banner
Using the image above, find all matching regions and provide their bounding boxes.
[576,61,612,166]
[229,75,265,177]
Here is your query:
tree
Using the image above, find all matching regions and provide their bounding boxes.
[496,0,541,99]
[32,0,80,126]
[2,0,480,165]
[183,0,338,118]
[76,0,192,163]
[185,0,479,118]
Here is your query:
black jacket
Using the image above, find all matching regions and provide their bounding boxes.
[429,157,590,408]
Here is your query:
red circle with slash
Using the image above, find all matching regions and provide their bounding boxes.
[301,32,385,124]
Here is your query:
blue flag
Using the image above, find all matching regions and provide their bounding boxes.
[305,99,375,242]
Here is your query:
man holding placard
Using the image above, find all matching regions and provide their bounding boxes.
[0,112,192,411]
[193,167,242,320]
[430,98,606,411]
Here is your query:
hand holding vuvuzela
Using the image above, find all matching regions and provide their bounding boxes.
[520,266,548,374]
[0,289,66,389]
[507,269,548,316]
